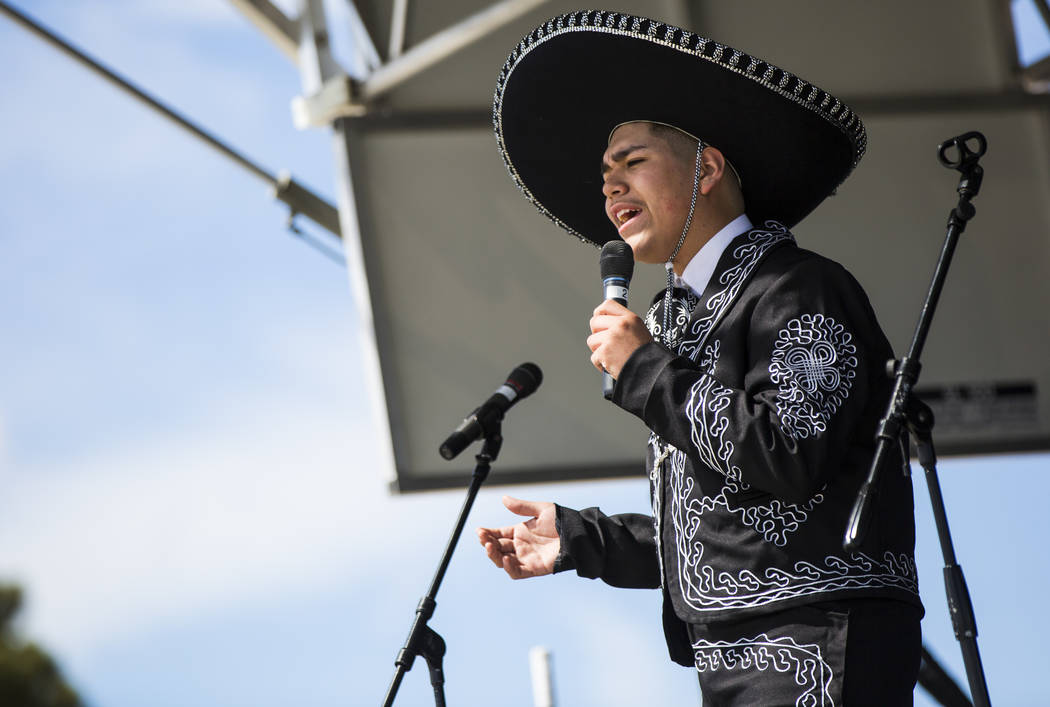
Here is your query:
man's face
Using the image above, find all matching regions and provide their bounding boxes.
[600,122,696,264]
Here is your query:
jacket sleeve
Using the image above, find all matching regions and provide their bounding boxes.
[612,258,880,505]
[553,505,660,589]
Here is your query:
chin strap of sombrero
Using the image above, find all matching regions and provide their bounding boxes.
[661,139,705,348]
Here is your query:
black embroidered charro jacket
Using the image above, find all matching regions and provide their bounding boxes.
[553,222,923,665]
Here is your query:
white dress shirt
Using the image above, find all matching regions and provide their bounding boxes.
[677,213,753,296]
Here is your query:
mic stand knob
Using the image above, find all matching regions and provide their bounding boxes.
[478,422,503,463]
[418,626,447,707]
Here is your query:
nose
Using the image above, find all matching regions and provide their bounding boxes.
[602,172,625,198]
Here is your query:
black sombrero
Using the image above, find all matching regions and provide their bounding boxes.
[493,10,867,247]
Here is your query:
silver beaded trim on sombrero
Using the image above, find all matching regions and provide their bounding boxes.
[493,9,868,247]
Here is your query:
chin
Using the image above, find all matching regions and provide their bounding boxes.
[624,236,663,264]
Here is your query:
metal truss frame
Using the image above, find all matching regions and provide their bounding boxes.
[0,0,341,244]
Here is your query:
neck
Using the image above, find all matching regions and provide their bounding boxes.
[668,210,744,275]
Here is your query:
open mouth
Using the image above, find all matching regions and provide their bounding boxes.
[615,207,641,226]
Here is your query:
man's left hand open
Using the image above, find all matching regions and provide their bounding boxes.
[587,299,652,379]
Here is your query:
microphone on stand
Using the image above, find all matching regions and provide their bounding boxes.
[439,362,543,460]
[599,240,635,399]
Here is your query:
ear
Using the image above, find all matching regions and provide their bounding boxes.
[697,146,730,196]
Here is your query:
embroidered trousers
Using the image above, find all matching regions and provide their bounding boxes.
[687,599,921,706]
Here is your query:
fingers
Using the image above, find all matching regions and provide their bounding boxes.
[588,313,624,336]
[483,540,505,568]
[500,545,541,580]
[590,348,605,373]
[479,534,515,553]
[587,327,618,372]
[483,536,531,578]
[593,299,629,317]
[478,522,529,572]
[480,498,556,580]
[502,495,544,518]
[477,526,511,544]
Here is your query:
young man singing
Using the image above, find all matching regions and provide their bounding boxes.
[481,11,923,704]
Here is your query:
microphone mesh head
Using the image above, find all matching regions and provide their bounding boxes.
[600,240,635,282]
[509,362,543,398]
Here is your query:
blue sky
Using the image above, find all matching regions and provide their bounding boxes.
[1013,0,1050,66]
[1,2,1048,706]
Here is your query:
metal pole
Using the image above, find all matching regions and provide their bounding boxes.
[296,0,397,472]
[389,0,409,60]
[0,0,272,184]
[358,0,551,101]
[299,0,341,93]
[529,646,555,707]
[226,0,300,63]
[1,0,342,240]
[383,433,501,706]
[343,0,381,73]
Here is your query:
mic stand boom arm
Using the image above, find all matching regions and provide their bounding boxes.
[382,422,504,707]
[843,131,991,706]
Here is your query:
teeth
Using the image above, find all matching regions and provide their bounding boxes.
[617,209,638,224]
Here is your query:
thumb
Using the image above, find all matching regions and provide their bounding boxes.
[503,495,542,518]
[595,298,628,317]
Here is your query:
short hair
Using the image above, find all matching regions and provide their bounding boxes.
[646,122,744,194]
[646,122,700,162]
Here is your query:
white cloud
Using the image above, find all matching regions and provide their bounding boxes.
[567,597,698,705]
[0,385,456,657]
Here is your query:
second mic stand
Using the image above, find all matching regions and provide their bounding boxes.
[382,423,503,707]
[843,131,991,706]
[907,398,989,706]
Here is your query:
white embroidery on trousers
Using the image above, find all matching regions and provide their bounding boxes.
[691,633,835,707]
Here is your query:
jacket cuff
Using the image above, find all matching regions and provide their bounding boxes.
[611,340,678,421]
[552,504,578,574]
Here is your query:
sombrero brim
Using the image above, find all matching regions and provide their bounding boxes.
[494,10,867,247]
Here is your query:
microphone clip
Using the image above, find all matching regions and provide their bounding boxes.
[466,405,504,461]
[476,418,503,462]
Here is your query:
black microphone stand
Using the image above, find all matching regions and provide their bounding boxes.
[909,398,989,706]
[382,421,503,707]
[843,131,991,706]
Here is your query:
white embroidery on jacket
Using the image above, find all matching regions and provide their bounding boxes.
[679,222,793,362]
[645,285,692,594]
[769,314,857,439]
[648,434,671,589]
[644,224,919,613]
[669,333,915,612]
[683,341,825,547]
[691,633,835,706]
[673,525,918,613]
[670,380,913,615]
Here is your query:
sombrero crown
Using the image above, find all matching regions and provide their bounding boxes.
[494,10,867,247]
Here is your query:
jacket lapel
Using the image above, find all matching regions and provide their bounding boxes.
[678,221,795,362]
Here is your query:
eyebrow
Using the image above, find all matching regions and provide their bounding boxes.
[600,144,649,176]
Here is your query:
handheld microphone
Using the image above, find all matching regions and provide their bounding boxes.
[439,362,543,460]
[599,240,634,399]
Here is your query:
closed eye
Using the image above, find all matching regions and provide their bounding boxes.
[627,158,645,167]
